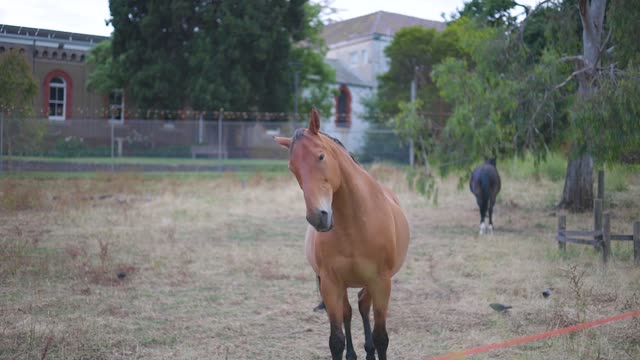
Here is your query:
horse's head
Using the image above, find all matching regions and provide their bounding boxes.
[274,108,341,232]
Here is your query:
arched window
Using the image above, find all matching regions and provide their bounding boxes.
[48,77,66,120]
[334,84,352,127]
[43,70,73,120]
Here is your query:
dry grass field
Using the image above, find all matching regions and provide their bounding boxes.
[2,164,640,360]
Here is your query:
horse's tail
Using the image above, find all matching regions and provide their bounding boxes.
[478,171,491,220]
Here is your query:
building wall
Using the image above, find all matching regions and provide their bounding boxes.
[0,38,105,120]
[325,34,393,88]
[324,84,372,153]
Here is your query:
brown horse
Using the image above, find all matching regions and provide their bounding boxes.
[275,108,410,360]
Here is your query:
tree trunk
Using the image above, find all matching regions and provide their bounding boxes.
[559,0,606,212]
[559,153,593,211]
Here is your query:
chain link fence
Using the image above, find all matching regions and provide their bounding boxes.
[0,116,411,172]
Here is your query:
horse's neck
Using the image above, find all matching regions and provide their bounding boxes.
[330,145,378,216]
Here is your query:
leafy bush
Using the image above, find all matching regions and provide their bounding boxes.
[503,152,567,182]
[605,164,630,193]
[46,136,110,157]
[125,144,192,158]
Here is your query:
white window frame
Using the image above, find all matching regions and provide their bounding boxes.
[108,88,125,124]
[48,77,66,121]
[361,49,368,65]
[349,51,358,66]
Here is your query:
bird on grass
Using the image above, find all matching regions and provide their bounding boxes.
[489,303,512,312]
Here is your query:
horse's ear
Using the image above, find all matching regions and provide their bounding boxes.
[309,107,320,135]
[274,136,292,149]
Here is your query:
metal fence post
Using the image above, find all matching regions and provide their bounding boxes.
[110,121,114,159]
[634,221,640,265]
[198,112,204,144]
[0,113,3,175]
[110,121,114,172]
[218,108,224,165]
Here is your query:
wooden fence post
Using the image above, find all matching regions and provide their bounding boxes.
[597,170,605,201]
[634,221,640,265]
[558,214,566,252]
[602,212,611,265]
[594,198,603,250]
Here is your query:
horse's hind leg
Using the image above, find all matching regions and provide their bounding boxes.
[313,275,326,312]
[475,194,487,235]
[488,203,494,234]
[343,293,357,360]
[488,195,497,234]
[358,288,375,360]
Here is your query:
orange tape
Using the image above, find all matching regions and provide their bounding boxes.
[426,309,640,360]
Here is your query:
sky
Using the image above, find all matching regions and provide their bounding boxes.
[0,0,541,37]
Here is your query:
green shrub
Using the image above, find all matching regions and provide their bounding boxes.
[604,164,630,193]
[45,137,110,157]
[125,144,192,158]
[540,153,566,182]
[503,152,567,182]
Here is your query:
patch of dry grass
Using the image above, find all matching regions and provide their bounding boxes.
[1,166,640,359]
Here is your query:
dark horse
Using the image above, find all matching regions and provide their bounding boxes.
[470,159,501,235]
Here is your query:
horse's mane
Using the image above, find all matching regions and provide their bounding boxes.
[290,128,359,165]
[321,131,360,165]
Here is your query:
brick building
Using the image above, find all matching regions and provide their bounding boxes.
[0,24,115,121]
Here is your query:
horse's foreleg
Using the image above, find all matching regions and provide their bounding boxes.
[343,293,357,360]
[358,288,375,360]
[370,277,391,360]
[320,279,346,360]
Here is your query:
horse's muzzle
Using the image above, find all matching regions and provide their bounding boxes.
[307,209,333,232]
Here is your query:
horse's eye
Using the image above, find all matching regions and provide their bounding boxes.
[319,154,325,161]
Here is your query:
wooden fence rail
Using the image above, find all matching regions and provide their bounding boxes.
[557,213,640,264]
[555,171,640,265]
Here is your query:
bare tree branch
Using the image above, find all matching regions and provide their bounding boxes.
[554,66,592,90]
[558,55,586,65]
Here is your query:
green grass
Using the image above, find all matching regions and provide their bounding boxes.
[502,152,567,182]
[6,155,287,167]
[1,156,289,179]
[1,170,281,180]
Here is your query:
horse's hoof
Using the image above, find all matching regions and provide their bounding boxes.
[479,222,486,235]
[313,301,326,312]
[488,225,494,234]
